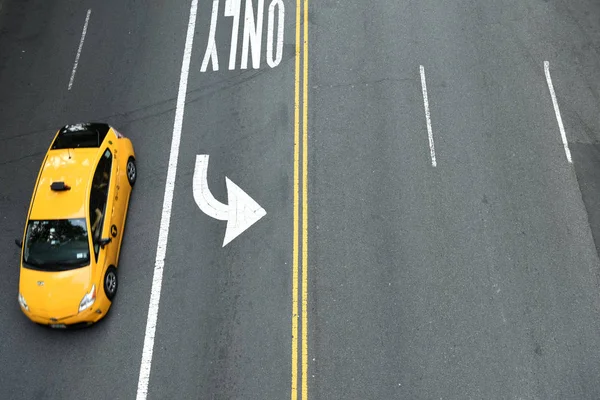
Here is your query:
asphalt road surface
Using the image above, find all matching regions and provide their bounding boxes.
[1,0,600,399]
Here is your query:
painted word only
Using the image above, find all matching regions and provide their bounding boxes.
[201,0,285,72]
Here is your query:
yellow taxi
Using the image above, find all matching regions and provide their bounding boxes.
[15,123,136,328]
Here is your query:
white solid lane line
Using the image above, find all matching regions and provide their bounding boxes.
[420,65,437,167]
[544,61,572,164]
[67,9,91,91]
[135,0,198,399]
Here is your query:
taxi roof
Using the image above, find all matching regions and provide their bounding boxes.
[29,147,99,221]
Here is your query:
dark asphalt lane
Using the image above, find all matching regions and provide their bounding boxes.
[143,1,296,398]
[309,1,600,399]
[0,1,189,399]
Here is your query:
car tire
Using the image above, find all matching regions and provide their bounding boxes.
[104,266,118,301]
[126,157,137,187]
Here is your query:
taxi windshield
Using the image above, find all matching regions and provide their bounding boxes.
[23,218,90,271]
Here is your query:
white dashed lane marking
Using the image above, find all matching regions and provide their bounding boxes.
[544,60,573,164]
[68,9,91,91]
[420,65,437,167]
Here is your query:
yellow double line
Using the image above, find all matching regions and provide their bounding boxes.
[292,0,309,398]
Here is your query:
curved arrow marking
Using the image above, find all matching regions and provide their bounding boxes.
[193,154,267,246]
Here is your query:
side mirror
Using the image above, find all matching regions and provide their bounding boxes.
[97,237,112,248]
[15,239,22,248]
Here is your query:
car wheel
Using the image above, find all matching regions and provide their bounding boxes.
[126,157,137,187]
[104,266,118,301]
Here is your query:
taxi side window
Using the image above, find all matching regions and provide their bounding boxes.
[89,148,113,259]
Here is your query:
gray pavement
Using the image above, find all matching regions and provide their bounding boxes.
[309,0,600,399]
[1,0,600,399]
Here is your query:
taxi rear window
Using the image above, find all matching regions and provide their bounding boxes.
[51,123,109,149]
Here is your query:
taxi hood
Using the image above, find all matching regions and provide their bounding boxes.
[19,265,93,318]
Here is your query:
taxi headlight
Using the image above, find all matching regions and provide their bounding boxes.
[18,293,29,311]
[78,285,96,313]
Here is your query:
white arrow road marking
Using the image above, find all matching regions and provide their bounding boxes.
[193,154,267,246]
[193,155,229,220]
